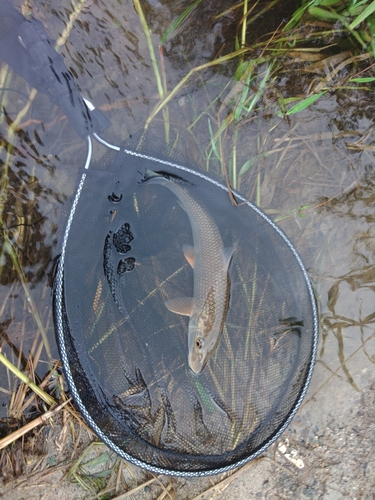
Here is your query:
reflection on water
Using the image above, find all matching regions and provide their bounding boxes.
[313,164,375,392]
[0,0,374,487]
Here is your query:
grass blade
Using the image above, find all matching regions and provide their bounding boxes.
[0,352,55,406]
[133,0,163,98]
[349,76,375,82]
[144,49,248,129]
[349,0,375,29]
[160,0,203,45]
[286,92,325,115]
[207,118,220,160]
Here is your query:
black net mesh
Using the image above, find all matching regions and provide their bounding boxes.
[54,133,318,476]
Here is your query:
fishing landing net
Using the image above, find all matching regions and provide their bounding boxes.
[54,131,318,476]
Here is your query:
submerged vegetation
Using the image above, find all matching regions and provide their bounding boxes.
[0,0,375,497]
[138,0,375,190]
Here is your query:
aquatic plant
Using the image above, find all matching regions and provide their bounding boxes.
[133,0,375,194]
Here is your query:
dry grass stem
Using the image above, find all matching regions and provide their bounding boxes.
[156,482,174,500]
[312,52,372,93]
[145,49,248,129]
[0,399,71,451]
[110,475,163,499]
[190,458,263,499]
[56,0,88,47]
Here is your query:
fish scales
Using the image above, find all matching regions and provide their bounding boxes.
[142,171,234,373]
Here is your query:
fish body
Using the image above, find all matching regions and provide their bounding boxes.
[141,170,234,373]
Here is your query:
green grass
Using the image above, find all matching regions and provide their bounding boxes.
[134,0,375,190]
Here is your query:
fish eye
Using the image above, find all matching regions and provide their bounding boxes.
[195,338,204,349]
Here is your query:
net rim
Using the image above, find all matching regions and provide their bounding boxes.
[54,139,319,477]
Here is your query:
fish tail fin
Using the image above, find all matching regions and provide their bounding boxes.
[139,170,191,187]
[139,169,167,185]
[222,245,236,269]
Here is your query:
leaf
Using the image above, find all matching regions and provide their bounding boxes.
[319,0,344,6]
[235,35,240,52]
[308,6,341,20]
[298,205,310,217]
[283,0,315,31]
[145,48,248,128]
[234,70,252,121]
[160,0,203,45]
[234,60,252,81]
[286,92,325,115]
[207,118,220,160]
[349,0,375,29]
[239,158,255,176]
[349,76,375,82]
[82,451,110,469]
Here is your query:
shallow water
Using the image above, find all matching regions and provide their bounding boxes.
[0,0,374,494]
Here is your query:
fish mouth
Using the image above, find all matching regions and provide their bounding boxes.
[188,349,206,374]
[189,360,204,374]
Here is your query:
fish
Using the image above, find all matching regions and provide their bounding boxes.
[140,170,234,374]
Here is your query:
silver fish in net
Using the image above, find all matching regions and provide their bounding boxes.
[140,170,235,373]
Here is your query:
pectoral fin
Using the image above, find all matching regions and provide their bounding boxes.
[165,297,195,316]
[222,246,235,269]
[182,244,195,268]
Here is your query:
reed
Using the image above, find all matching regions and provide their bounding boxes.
[133,0,170,142]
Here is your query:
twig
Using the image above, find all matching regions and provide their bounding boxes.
[0,399,71,450]
[156,482,174,500]
[111,475,163,500]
